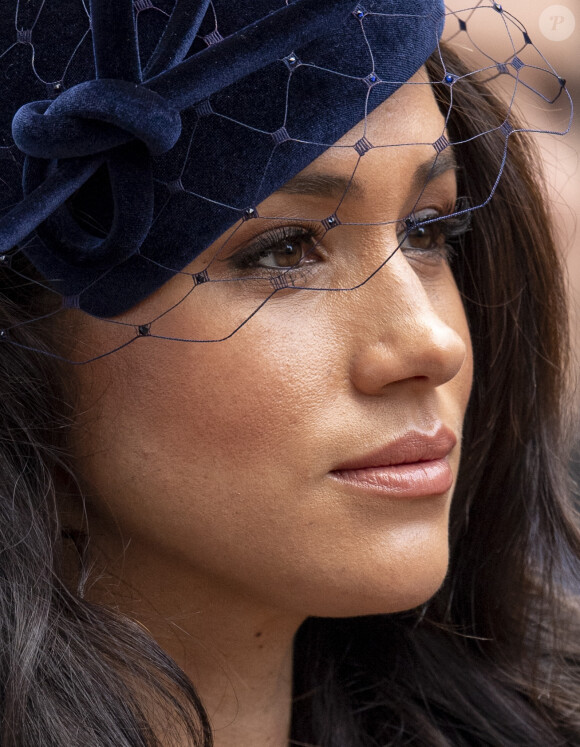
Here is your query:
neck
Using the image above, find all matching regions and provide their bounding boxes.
[153,592,297,747]
[85,532,302,747]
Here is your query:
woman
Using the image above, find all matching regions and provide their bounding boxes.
[0,1,579,745]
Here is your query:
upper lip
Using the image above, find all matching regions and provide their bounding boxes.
[331,426,457,471]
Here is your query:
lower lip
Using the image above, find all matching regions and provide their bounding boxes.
[329,459,453,498]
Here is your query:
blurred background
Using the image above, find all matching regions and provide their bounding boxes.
[443,0,580,489]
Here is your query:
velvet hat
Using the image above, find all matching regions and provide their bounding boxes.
[0,0,447,317]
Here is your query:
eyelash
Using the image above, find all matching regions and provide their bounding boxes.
[228,206,472,273]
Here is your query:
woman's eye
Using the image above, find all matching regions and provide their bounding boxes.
[259,236,314,268]
[399,207,471,259]
[400,211,448,252]
[403,223,447,251]
[231,228,320,270]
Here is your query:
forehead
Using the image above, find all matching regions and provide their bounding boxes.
[261,69,449,211]
[341,68,445,146]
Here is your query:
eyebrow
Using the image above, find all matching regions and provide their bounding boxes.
[277,146,457,200]
[411,147,457,194]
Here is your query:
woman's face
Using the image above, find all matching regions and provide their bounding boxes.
[70,71,473,618]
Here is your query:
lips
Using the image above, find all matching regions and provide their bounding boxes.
[329,426,457,498]
[332,426,456,471]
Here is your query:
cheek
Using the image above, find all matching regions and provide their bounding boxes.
[159,312,337,469]
[73,307,364,613]
[73,298,339,516]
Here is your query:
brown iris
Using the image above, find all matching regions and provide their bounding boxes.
[405,223,446,251]
[261,235,316,268]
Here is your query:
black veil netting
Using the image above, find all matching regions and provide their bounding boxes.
[0,0,572,362]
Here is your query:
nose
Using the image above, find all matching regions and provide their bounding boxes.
[348,253,468,396]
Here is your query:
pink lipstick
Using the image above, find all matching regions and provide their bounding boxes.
[329,427,456,498]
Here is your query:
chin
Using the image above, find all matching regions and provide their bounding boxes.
[294,543,450,620]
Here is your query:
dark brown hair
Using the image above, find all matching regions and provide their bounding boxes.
[0,46,579,745]
[291,47,580,746]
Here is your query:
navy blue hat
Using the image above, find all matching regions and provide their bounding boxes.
[0,0,445,317]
